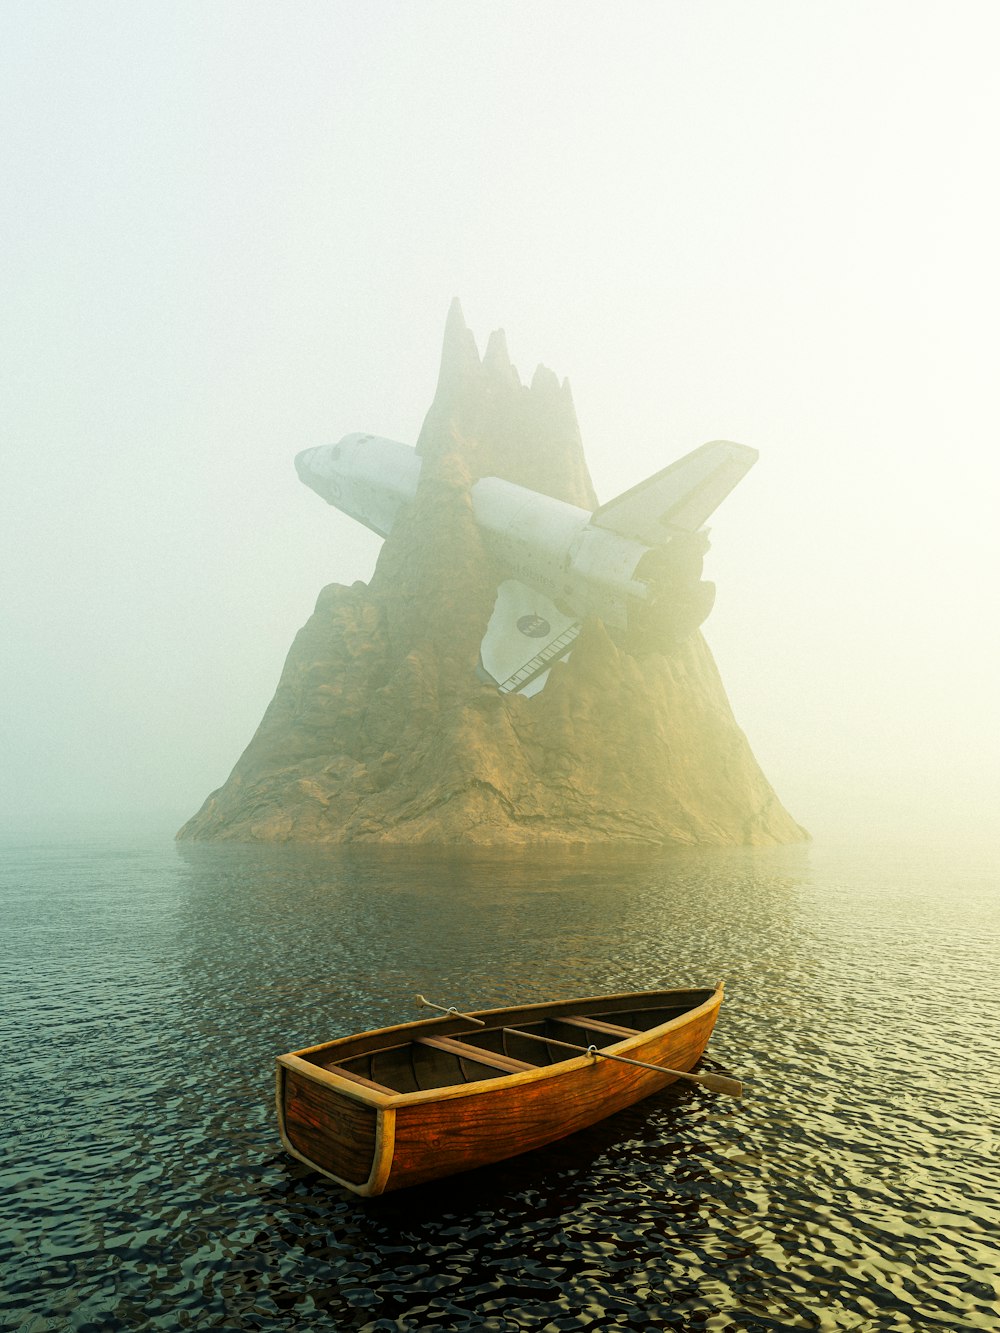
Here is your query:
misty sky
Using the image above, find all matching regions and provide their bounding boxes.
[2,2,998,842]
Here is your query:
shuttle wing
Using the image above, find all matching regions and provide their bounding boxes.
[592,441,758,545]
[478,580,580,695]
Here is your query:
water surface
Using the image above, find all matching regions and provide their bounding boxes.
[1,837,997,1330]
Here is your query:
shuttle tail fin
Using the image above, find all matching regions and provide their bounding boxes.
[592,441,758,546]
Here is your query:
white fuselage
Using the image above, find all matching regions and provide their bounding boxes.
[295,435,422,540]
[469,477,650,628]
[295,435,654,630]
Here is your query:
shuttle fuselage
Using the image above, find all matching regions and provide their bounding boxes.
[295,432,757,691]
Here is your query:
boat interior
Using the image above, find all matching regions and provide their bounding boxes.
[301,991,715,1097]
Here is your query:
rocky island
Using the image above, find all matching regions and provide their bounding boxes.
[178,303,806,845]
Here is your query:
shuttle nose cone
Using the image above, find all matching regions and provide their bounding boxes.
[295,447,319,482]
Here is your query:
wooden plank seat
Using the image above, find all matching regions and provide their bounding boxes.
[327,1064,396,1095]
[416,1035,535,1073]
[561,1015,640,1038]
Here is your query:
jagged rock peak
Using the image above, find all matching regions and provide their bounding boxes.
[483,326,510,369]
[416,303,595,507]
[530,363,561,396]
[434,296,482,396]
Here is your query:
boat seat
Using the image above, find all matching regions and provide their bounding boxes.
[561,1015,639,1038]
[326,1063,396,1096]
[416,1035,534,1073]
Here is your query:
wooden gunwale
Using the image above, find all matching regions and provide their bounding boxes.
[276,983,724,1112]
[286,984,712,1065]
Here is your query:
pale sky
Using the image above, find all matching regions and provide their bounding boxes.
[2,1,998,843]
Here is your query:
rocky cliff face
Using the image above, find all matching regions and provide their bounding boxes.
[178,302,806,845]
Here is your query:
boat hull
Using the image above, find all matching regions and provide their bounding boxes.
[276,985,724,1196]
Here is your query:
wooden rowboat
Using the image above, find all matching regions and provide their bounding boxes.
[276,983,732,1196]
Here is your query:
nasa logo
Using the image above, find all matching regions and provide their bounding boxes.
[517,614,551,639]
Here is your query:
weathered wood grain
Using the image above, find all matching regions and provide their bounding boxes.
[275,984,726,1195]
[385,1003,719,1191]
[278,1065,378,1185]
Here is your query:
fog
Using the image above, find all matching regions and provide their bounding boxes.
[3,2,998,844]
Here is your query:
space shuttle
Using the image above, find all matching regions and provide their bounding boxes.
[295,434,757,695]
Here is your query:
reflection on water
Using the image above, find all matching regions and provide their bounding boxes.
[1,837,997,1330]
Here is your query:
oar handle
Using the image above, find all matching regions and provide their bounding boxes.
[414,994,486,1026]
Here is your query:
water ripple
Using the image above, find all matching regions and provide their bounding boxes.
[1,837,997,1329]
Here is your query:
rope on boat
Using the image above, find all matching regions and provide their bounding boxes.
[414,994,743,1097]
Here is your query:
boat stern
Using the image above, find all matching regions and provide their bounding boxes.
[275,1055,396,1196]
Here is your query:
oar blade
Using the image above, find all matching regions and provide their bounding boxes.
[696,1071,743,1097]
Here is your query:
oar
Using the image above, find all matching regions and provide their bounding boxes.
[414,994,743,1098]
[415,995,487,1026]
